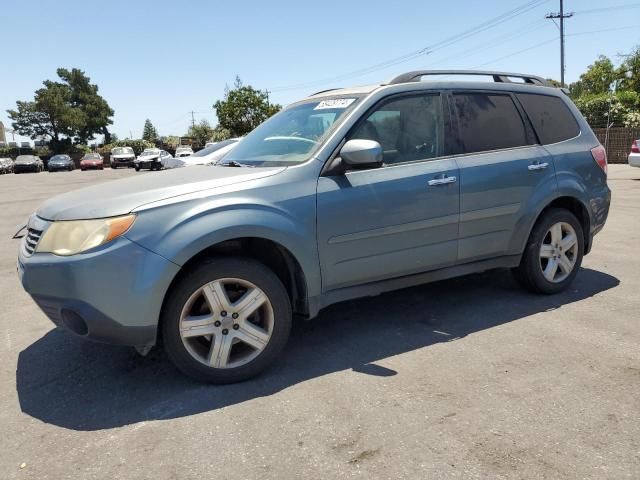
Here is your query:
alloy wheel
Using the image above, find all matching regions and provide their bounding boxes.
[179,278,273,369]
[539,221,579,283]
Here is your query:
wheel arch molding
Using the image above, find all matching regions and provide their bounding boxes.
[514,191,592,257]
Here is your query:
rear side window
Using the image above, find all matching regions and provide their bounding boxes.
[452,93,530,154]
[517,93,580,144]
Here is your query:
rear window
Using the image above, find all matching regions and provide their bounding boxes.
[516,93,580,145]
[452,93,531,154]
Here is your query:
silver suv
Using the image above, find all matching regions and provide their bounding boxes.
[17,70,610,383]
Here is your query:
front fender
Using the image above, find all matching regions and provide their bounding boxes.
[125,196,322,298]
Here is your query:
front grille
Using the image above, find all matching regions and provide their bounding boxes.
[24,228,43,255]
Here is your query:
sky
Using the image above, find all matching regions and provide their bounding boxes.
[0,0,638,144]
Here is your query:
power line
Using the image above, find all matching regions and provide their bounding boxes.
[472,37,559,68]
[427,18,549,68]
[573,3,640,15]
[471,25,638,70]
[271,0,550,92]
[566,25,638,36]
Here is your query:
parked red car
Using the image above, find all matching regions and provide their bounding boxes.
[80,153,104,171]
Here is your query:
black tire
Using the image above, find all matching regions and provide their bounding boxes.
[111,164,117,169]
[162,257,292,384]
[135,165,140,171]
[513,208,584,294]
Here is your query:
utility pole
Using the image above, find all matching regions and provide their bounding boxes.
[546,0,574,87]
[190,111,196,130]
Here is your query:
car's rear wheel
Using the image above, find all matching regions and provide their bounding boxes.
[162,257,292,383]
[513,208,584,294]
[135,165,140,171]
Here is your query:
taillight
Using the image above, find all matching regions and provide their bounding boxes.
[591,145,607,175]
[632,139,640,153]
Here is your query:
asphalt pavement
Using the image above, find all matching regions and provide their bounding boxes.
[0,165,638,479]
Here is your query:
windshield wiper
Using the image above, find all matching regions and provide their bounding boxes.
[217,160,254,168]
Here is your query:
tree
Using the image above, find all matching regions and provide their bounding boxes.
[142,119,158,142]
[187,119,215,146]
[7,68,114,152]
[7,101,54,141]
[569,56,618,97]
[618,46,640,94]
[214,76,281,136]
[57,68,114,144]
[211,125,231,142]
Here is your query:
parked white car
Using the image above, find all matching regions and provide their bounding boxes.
[163,138,241,168]
[628,139,640,167]
[134,148,172,171]
[110,146,136,168]
[174,146,194,158]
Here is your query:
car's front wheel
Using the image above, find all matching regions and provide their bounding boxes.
[162,257,292,383]
[514,208,584,294]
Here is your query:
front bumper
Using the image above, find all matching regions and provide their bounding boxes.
[80,163,102,170]
[14,164,38,173]
[111,157,134,166]
[18,235,180,347]
[135,159,161,169]
[48,164,72,171]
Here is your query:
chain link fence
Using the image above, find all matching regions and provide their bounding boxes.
[591,127,638,164]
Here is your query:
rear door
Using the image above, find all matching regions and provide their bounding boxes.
[317,92,460,291]
[449,90,556,262]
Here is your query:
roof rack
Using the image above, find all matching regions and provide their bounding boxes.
[386,70,551,87]
[309,87,343,96]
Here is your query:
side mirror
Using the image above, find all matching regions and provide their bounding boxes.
[340,139,383,169]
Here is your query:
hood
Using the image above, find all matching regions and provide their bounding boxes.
[36,165,286,221]
[137,154,160,161]
[81,158,102,163]
[16,158,36,165]
[50,159,70,164]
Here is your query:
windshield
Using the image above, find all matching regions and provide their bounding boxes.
[224,97,359,166]
[176,146,192,151]
[141,149,159,156]
[83,153,100,159]
[112,147,133,155]
[192,139,238,157]
[50,155,69,161]
[16,155,34,162]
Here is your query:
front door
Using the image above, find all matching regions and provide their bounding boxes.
[317,93,460,292]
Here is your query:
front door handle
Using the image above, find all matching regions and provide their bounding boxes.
[428,175,457,186]
[528,162,549,171]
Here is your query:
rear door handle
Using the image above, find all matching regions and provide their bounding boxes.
[528,162,549,171]
[428,176,457,186]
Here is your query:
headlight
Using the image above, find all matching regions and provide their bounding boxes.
[36,214,136,256]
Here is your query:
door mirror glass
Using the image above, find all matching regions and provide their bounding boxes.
[340,139,383,168]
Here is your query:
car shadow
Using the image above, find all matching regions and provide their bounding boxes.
[16,267,619,431]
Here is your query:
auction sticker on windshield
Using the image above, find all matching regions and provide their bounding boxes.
[314,98,356,110]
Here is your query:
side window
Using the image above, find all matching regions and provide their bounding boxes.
[516,93,580,144]
[349,94,442,165]
[453,92,531,154]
